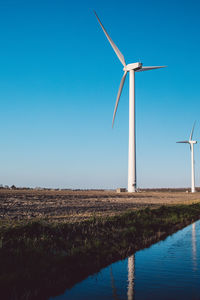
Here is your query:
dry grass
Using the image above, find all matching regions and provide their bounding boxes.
[0,189,200,223]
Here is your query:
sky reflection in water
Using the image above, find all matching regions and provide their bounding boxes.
[50,221,200,300]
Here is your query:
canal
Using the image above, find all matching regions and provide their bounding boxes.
[50,220,200,300]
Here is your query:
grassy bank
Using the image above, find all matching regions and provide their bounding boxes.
[0,203,200,299]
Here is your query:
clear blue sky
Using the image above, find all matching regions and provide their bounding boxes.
[0,0,200,189]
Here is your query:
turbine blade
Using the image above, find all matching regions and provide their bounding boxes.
[136,66,166,72]
[94,11,126,67]
[112,71,127,127]
[176,141,189,143]
[189,121,196,141]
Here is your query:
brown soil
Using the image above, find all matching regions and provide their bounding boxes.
[0,189,200,222]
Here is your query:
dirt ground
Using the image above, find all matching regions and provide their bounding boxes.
[0,189,200,222]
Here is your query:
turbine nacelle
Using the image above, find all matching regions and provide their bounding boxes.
[190,141,197,144]
[123,63,142,72]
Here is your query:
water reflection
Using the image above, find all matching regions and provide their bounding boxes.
[127,256,135,300]
[110,266,119,300]
[192,223,197,270]
[50,221,200,300]
[109,255,135,300]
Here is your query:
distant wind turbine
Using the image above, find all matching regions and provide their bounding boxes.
[94,11,166,192]
[177,122,197,193]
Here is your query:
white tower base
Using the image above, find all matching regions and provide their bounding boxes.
[191,143,195,193]
[128,70,136,192]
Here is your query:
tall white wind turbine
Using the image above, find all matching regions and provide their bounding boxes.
[94,11,166,192]
[177,122,197,193]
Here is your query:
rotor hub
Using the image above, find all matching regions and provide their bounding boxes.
[123,62,142,71]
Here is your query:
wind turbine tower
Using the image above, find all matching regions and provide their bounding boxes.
[177,122,197,193]
[94,12,166,192]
